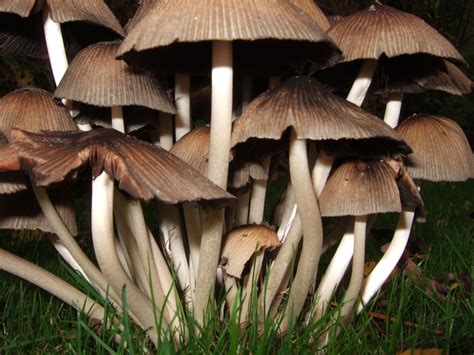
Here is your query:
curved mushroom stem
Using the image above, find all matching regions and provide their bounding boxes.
[91,171,161,346]
[356,206,415,314]
[338,215,367,320]
[195,40,233,324]
[383,92,404,128]
[30,183,122,307]
[234,191,251,227]
[248,157,271,224]
[183,201,202,300]
[280,130,323,332]
[0,248,116,338]
[312,225,354,321]
[175,73,192,141]
[241,251,264,322]
[346,59,378,106]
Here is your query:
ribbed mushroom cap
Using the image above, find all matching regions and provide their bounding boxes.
[0,88,77,141]
[231,76,408,153]
[0,88,76,193]
[46,0,125,37]
[328,3,464,63]
[395,115,474,182]
[0,134,26,194]
[124,0,156,34]
[229,162,268,190]
[170,126,210,176]
[319,160,401,217]
[0,187,77,235]
[8,128,235,205]
[118,0,341,73]
[289,0,330,31]
[220,224,280,279]
[0,1,36,17]
[54,41,175,113]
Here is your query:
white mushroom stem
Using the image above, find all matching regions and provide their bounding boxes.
[313,225,354,321]
[234,191,251,227]
[280,131,323,331]
[346,59,378,106]
[111,106,126,133]
[195,40,233,323]
[356,206,415,314]
[31,183,122,307]
[91,171,161,345]
[157,203,190,297]
[183,201,201,300]
[338,215,367,320]
[312,150,334,197]
[240,251,264,322]
[248,156,271,224]
[175,73,192,141]
[0,248,111,333]
[159,112,174,150]
[47,235,90,283]
[42,6,68,87]
[383,92,404,128]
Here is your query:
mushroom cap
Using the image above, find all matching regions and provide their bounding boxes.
[0,134,26,194]
[169,126,210,176]
[46,0,125,37]
[0,186,77,235]
[8,128,235,205]
[118,0,341,73]
[0,0,37,17]
[54,41,175,113]
[0,88,77,141]
[289,0,330,31]
[395,115,474,182]
[124,0,156,34]
[327,3,464,63]
[231,76,409,154]
[319,160,402,217]
[220,224,280,279]
[229,162,268,190]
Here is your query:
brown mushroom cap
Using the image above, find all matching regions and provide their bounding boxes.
[220,224,280,279]
[395,115,474,182]
[169,126,210,176]
[8,128,235,205]
[328,3,464,64]
[54,41,175,113]
[231,76,409,154]
[118,0,341,73]
[229,162,268,190]
[319,160,402,217]
[0,1,37,17]
[289,0,330,31]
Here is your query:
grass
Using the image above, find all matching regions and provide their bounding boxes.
[1,180,473,353]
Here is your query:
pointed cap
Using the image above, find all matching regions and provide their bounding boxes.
[55,41,175,113]
[328,3,464,63]
[395,115,474,181]
[8,128,235,205]
[220,224,280,278]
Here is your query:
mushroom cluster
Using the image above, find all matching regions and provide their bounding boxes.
[0,0,472,350]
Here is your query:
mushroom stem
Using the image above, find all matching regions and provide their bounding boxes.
[234,191,251,227]
[338,215,367,319]
[346,59,378,106]
[175,73,192,141]
[0,248,112,335]
[183,201,201,300]
[356,206,415,314]
[248,156,271,224]
[111,106,126,133]
[91,171,161,345]
[280,130,323,331]
[383,92,404,128]
[195,40,233,323]
[30,183,122,307]
[159,112,174,150]
[48,236,90,283]
[241,251,264,322]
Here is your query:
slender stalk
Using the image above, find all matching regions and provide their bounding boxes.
[91,171,160,345]
[383,92,404,128]
[356,207,415,313]
[280,130,323,332]
[195,40,233,324]
[175,73,191,141]
[248,157,271,224]
[111,106,126,133]
[346,59,378,106]
[31,183,121,306]
[240,252,264,322]
[234,191,251,227]
[183,202,201,300]
[159,112,174,150]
